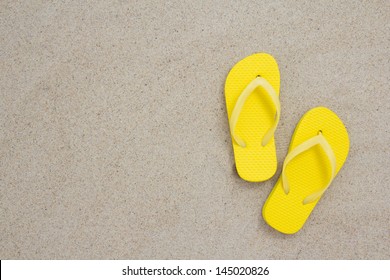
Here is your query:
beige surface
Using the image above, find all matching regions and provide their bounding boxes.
[1,0,389,259]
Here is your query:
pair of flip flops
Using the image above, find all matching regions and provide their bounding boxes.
[225,53,350,234]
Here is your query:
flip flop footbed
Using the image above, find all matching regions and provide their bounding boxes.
[225,53,280,182]
[262,107,349,234]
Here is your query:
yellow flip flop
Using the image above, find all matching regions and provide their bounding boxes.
[262,107,350,234]
[225,53,281,182]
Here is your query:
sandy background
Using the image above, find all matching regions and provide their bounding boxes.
[1,0,389,259]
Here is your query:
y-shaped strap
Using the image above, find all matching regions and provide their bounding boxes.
[229,76,280,148]
[282,132,337,204]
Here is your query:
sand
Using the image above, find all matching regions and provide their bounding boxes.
[1,0,389,259]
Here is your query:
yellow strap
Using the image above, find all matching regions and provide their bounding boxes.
[282,132,337,204]
[229,76,280,148]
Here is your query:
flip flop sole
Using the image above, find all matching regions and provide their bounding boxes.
[263,107,349,234]
[225,53,280,182]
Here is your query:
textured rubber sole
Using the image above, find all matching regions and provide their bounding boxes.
[225,53,280,182]
[262,107,350,234]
